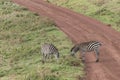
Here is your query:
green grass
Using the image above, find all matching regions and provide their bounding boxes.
[48,0,120,31]
[0,0,84,80]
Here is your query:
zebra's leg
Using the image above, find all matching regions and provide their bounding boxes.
[49,54,52,59]
[81,51,85,63]
[49,54,53,62]
[95,48,99,62]
[47,53,50,59]
[42,53,46,63]
[43,54,48,63]
[54,53,59,63]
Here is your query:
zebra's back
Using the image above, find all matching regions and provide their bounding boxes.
[79,41,101,52]
[41,43,58,54]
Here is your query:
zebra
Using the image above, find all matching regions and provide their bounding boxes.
[70,41,102,62]
[41,43,59,63]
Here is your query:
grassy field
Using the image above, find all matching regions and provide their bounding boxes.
[47,0,120,31]
[0,0,84,80]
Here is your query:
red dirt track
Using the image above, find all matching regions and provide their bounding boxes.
[12,0,120,80]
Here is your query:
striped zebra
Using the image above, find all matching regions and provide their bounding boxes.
[41,43,59,63]
[70,41,102,62]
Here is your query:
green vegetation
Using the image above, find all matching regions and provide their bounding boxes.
[0,0,84,80]
[48,0,120,31]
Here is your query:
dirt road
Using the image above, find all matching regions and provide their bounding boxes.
[12,0,120,80]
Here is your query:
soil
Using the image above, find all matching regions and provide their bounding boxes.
[12,0,120,80]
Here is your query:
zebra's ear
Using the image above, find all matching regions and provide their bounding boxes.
[70,46,75,52]
[71,45,79,52]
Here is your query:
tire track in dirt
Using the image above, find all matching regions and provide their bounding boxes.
[12,0,120,80]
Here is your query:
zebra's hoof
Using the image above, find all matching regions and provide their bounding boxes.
[96,59,99,62]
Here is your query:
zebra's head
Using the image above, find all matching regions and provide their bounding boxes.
[70,45,79,56]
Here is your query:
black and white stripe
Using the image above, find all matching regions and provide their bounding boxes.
[70,41,102,62]
[41,43,59,63]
